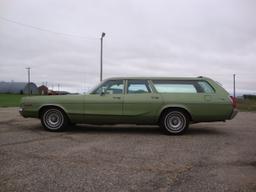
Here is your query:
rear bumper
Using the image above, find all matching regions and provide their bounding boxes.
[229,109,238,119]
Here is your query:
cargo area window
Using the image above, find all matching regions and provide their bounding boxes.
[198,81,215,93]
[152,80,198,93]
[127,80,151,94]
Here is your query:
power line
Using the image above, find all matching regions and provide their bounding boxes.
[0,16,99,40]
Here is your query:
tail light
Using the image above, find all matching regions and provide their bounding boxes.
[229,96,237,108]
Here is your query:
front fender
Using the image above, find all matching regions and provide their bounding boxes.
[38,104,69,118]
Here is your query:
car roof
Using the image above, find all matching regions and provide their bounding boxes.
[105,76,210,81]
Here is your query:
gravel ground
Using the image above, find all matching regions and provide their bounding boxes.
[0,108,256,192]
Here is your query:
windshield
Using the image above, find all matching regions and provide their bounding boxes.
[88,81,105,94]
[90,80,124,94]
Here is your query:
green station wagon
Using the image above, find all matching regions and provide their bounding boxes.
[20,77,238,135]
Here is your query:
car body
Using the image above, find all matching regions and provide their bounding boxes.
[19,77,238,134]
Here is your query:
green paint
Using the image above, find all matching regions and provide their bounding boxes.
[19,77,238,124]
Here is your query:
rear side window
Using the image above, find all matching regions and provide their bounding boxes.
[152,80,198,93]
[198,81,215,93]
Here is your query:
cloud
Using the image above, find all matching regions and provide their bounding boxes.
[0,0,255,94]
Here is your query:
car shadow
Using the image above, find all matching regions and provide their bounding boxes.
[67,124,163,135]
[65,124,226,136]
[186,126,226,136]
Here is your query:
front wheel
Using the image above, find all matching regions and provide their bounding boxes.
[41,108,68,131]
[160,110,189,135]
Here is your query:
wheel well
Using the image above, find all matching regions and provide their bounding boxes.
[39,105,69,121]
[159,107,192,122]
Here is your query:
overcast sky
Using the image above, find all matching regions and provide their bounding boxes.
[0,0,255,94]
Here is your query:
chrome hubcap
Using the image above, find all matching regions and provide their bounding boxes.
[43,109,64,130]
[164,111,186,133]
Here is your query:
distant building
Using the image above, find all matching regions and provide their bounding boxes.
[47,89,57,95]
[38,85,48,95]
[56,91,70,95]
[243,94,256,100]
[0,81,38,94]
[47,90,70,95]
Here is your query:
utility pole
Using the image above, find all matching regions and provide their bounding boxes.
[100,32,106,82]
[58,84,60,95]
[26,67,31,95]
[233,74,236,98]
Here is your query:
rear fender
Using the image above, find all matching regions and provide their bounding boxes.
[158,104,193,121]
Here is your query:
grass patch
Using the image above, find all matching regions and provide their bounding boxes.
[237,99,256,112]
[0,94,26,107]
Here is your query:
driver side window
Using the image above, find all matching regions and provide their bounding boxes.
[94,80,124,94]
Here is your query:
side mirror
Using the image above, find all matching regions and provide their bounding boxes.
[100,87,106,95]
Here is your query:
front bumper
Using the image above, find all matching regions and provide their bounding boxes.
[19,107,38,118]
[229,109,238,119]
[19,107,25,117]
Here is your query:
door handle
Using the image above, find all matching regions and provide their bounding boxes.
[151,96,159,99]
[112,96,121,99]
[204,95,211,101]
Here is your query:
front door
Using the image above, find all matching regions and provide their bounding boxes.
[84,80,124,124]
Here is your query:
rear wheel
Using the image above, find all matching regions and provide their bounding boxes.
[41,108,68,131]
[160,110,189,135]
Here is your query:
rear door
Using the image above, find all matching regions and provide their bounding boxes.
[123,80,162,124]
